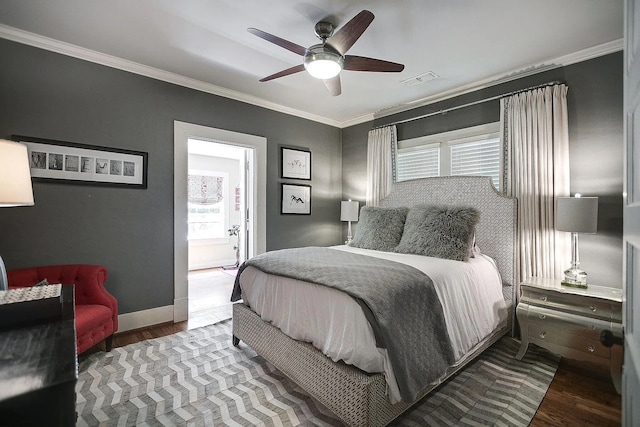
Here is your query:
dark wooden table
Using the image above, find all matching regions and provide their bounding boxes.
[0,286,77,426]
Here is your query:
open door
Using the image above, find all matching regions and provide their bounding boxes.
[623,1,640,425]
[243,147,254,263]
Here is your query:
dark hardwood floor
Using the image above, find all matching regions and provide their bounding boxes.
[111,319,622,426]
[530,357,621,426]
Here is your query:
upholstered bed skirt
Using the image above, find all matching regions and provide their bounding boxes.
[233,302,511,426]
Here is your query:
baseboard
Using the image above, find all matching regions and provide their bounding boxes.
[117,305,174,333]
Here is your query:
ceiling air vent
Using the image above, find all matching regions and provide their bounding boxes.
[402,71,439,87]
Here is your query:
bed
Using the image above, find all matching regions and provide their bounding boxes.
[231,176,517,426]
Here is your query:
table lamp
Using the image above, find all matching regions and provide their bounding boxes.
[0,139,35,291]
[341,200,359,245]
[556,194,598,288]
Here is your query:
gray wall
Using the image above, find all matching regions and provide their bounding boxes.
[343,52,624,288]
[0,39,343,314]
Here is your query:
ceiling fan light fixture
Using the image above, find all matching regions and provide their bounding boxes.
[304,45,343,79]
[249,10,404,94]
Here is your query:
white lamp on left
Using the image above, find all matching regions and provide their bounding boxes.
[0,139,35,291]
[341,200,359,245]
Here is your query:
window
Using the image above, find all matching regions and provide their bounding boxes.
[450,135,501,188]
[395,144,439,181]
[187,171,229,240]
[188,203,225,239]
[395,123,501,189]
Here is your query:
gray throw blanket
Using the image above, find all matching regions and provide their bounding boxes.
[231,247,455,403]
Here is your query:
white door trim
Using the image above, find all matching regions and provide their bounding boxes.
[173,121,267,322]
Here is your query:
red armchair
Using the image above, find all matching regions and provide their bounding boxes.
[7,264,118,355]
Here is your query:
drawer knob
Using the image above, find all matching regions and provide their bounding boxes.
[589,305,597,312]
[538,314,546,320]
[588,344,595,353]
[600,330,624,347]
[539,331,546,339]
[540,296,548,302]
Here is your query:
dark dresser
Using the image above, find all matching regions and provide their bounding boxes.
[0,285,77,426]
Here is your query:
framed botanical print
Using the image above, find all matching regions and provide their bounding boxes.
[281,183,311,215]
[281,147,311,180]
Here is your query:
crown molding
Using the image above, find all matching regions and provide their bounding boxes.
[370,39,623,123]
[0,24,342,128]
[0,24,622,129]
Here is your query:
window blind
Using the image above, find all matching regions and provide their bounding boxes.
[395,146,439,182]
[450,136,500,188]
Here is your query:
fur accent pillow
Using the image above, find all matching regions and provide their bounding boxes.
[395,205,480,261]
[349,206,409,252]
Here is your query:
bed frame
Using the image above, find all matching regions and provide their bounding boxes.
[232,176,517,426]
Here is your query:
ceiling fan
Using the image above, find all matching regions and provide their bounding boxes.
[248,10,404,96]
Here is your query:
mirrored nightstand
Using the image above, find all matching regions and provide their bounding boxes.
[515,276,623,393]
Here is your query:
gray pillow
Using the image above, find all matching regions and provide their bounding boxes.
[395,205,480,261]
[350,206,409,252]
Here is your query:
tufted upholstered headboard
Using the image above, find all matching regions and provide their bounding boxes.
[379,176,518,315]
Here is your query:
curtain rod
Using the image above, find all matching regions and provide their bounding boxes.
[372,80,563,130]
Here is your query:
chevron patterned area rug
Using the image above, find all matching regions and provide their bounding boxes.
[76,320,559,426]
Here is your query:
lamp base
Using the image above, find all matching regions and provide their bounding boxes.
[561,280,588,289]
[561,267,588,289]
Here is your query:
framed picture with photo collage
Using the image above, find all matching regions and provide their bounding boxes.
[13,135,148,189]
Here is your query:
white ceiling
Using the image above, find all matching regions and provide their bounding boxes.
[0,0,623,128]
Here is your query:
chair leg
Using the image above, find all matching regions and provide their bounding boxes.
[105,335,114,352]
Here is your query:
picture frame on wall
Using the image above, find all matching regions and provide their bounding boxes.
[281,183,311,215]
[13,135,148,189]
[281,147,311,180]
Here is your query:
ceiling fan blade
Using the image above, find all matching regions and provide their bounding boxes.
[326,10,374,55]
[344,55,405,72]
[259,64,306,82]
[323,75,341,96]
[248,28,307,56]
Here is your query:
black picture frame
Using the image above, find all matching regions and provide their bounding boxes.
[281,147,311,180]
[281,183,311,215]
[13,135,148,189]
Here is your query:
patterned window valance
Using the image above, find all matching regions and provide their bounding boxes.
[188,174,224,205]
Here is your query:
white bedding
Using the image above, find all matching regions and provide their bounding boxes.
[239,245,509,403]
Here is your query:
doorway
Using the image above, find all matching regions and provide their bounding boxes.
[186,140,250,327]
[173,121,266,323]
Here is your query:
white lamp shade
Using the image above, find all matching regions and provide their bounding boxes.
[556,196,598,233]
[0,139,34,207]
[340,200,359,222]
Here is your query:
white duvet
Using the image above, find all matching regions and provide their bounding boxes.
[239,245,509,403]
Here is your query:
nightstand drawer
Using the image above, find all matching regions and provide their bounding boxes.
[522,288,618,321]
[527,323,610,358]
[525,305,613,339]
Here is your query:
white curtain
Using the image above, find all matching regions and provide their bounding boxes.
[366,125,396,206]
[501,84,570,281]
